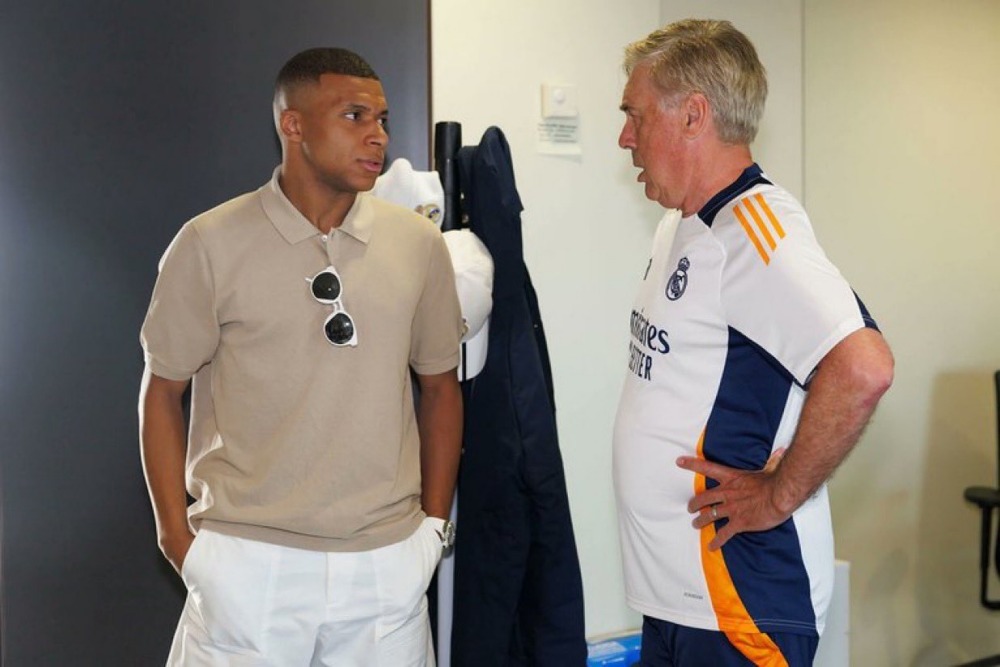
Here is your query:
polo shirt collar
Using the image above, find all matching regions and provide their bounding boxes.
[259,166,375,245]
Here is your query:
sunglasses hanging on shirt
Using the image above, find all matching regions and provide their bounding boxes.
[306,265,358,347]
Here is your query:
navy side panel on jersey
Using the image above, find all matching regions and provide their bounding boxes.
[702,328,818,635]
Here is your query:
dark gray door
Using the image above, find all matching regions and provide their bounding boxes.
[0,2,429,664]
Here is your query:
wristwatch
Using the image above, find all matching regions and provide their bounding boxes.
[436,519,456,551]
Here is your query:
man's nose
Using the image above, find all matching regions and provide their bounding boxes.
[368,123,388,146]
[618,123,634,150]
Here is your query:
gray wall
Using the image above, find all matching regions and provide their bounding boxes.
[0,2,429,664]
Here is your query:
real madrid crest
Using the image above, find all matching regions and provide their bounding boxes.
[666,257,689,301]
[415,203,443,225]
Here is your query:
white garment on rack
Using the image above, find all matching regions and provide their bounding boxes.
[370,157,444,226]
[372,158,493,380]
[442,229,492,380]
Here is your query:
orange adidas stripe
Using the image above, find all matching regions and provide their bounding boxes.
[733,206,770,265]
[734,194,788,265]
[724,630,789,667]
[695,429,781,660]
[694,430,708,496]
[743,198,777,250]
[754,193,786,239]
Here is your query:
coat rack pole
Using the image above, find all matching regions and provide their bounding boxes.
[434,121,463,231]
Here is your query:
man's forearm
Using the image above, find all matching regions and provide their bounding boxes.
[417,370,463,520]
[770,327,894,514]
[138,369,193,572]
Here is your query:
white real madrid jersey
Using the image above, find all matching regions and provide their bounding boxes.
[612,165,877,638]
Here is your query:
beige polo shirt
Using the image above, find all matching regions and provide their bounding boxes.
[141,169,463,552]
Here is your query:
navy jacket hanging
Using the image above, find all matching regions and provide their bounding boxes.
[451,127,587,666]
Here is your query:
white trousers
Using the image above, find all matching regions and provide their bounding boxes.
[167,518,442,666]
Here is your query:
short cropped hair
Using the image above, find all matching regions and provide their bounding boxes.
[276,47,378,92]
[273,47,380,131]
[274,47,378,112]
[624,19,767,145]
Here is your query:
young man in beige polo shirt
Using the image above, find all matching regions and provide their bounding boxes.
[139,48,463,666]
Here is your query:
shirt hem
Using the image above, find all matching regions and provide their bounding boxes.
[195,514,422,553]
[410,352,460,376]
[792,318,865,386]
[144,356,198,383]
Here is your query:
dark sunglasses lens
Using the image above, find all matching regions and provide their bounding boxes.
[311,272,341,302]
[325,312,355,345]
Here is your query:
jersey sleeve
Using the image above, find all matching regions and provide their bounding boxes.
[718,188,868,385]
[140,222,220,381]
[409,228,463,376]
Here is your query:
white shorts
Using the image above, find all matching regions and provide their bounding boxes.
[167,517,443,666]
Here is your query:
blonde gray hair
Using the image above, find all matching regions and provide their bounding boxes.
[624,19,767,144]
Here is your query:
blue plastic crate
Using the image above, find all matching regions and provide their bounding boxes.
[586,632,641,667]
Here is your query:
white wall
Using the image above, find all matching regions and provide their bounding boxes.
[432,0,802,639]
[433,0,660,637]
[805,1,1000,664]
[434,1,1000,662]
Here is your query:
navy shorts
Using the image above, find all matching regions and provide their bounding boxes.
[639,615,818,666]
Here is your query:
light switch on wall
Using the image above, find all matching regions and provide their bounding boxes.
[541,83,578,118]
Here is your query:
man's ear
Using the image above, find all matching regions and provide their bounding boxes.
[682,93,710,139]
[279,109,303,144]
